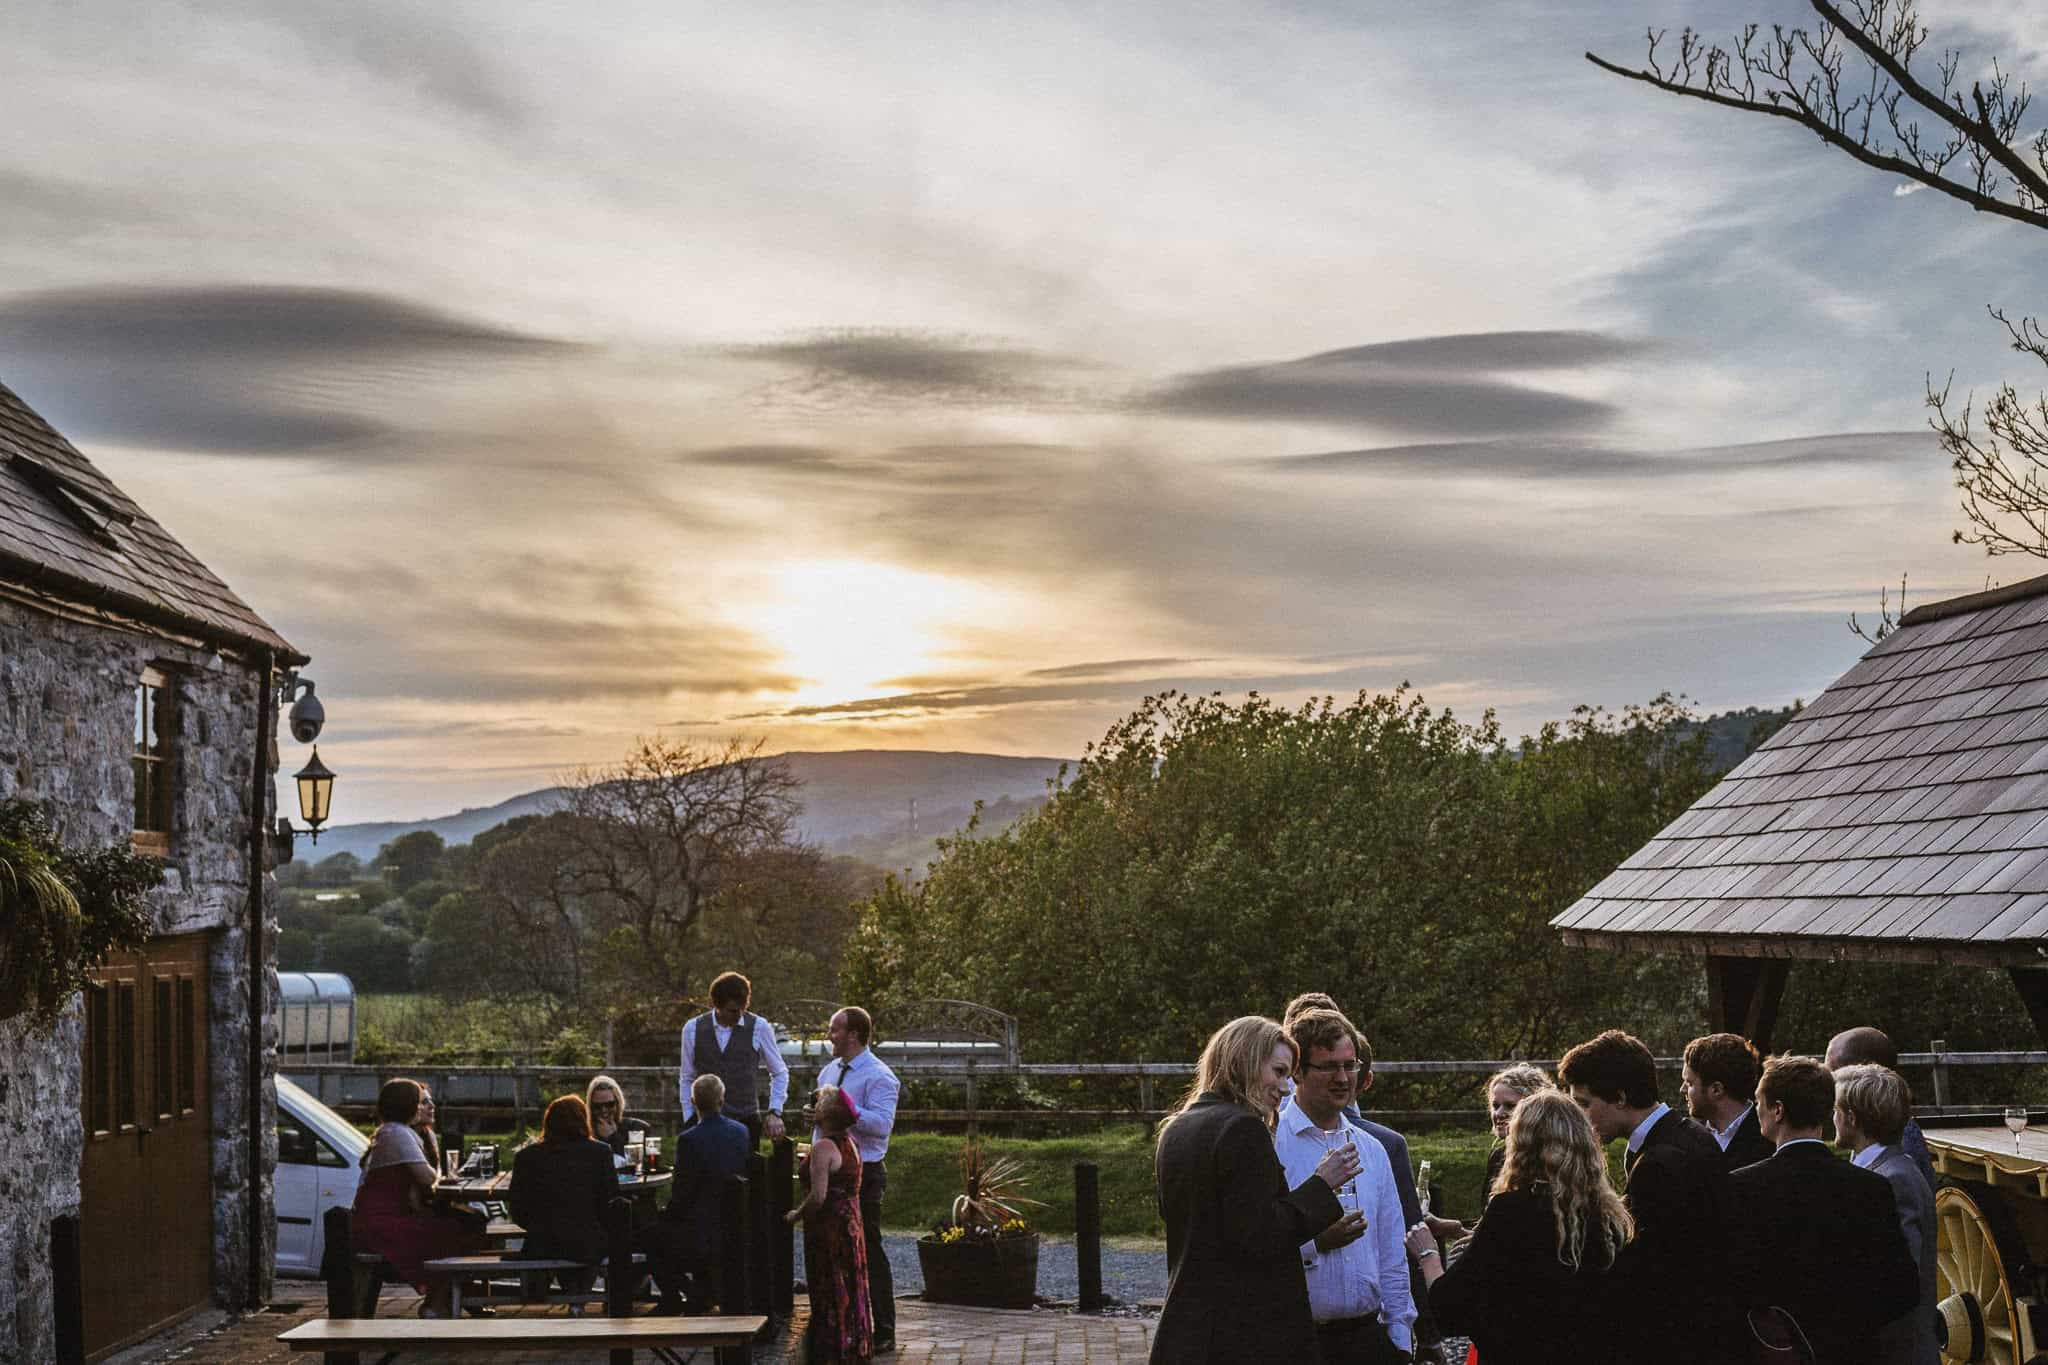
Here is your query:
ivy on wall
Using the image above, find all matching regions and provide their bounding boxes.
[0,802,162,1028]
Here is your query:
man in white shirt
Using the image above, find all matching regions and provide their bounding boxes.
[1681,1032,1774,1171]
[677,971,789,1148]
[1274,1008,1415,1363]
[816,1005,901,1353]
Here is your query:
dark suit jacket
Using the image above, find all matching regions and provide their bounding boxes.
[1150,1093,1342,1365]
[1868,1145,1939,1365]
[1725,1141,1920,1365]
[660,1111,750,1257]
[507,1137,619,1264]
[1430,1183,1616,1365]
[1720,1107,1775,1173]
[1616,1108,1735,1363]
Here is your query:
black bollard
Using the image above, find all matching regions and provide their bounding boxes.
[1075,1161,1104,1312]
[717,1174,754,1364]
[605,1196,634,1365]
[747,1152,773,1321]
[770,1137,796,1317]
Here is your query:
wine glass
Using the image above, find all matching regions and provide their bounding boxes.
[2006,1106,2029,1154]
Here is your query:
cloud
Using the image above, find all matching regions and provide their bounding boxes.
[1256,430,1936,480]
[0,285,577,455]
[727,329,1092,410]
[1139,331,1643,438]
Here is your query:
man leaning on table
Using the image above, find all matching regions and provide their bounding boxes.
[815,1005,901,1354]
[678,970,789,1148]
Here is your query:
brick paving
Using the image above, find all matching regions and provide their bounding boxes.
[121,1283,1157,1363]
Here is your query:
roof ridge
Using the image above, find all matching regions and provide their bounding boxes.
[1899,571,2048,628]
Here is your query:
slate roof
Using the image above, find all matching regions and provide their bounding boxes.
[0,378,303,662]
[1553,574,2048,965]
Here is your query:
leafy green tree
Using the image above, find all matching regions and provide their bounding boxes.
[320,914,416,992]
[378,830,447,892]
[308,851,362,887]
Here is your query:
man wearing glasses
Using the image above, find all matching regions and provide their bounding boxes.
[678,971,790,1148]
[1275,1008,1416,1363]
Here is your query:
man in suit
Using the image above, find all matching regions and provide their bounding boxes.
[1826,1027,1936,1189]
[1560,1028,1733,1364]
[817,1005,901,1353]
[652,1074,752,1314]
[1727,1055,1920,1364]
[1833,1063,1939,1365]
[1682,1032,1775,1171]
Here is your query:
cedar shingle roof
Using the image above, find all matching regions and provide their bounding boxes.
[1553,574,2048,965]
[0,378,303,662]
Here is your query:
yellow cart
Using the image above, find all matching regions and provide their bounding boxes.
[1929,1126,2048,1364]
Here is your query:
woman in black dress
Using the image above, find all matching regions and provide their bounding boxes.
[1408,1089,1631,1365]
[1148,1015,1361,1365]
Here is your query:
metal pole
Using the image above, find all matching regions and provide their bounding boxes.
[1075,1162,1103,1312]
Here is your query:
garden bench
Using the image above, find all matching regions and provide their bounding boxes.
[421,1251,649,1317]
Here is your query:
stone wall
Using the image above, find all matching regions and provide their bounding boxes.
[0,595,279,1363]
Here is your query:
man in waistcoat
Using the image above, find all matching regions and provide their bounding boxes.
[677,971,789,1148]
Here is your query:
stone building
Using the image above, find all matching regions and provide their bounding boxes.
[0,379,308,1362]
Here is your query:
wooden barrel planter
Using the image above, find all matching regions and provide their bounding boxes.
[916,1233,1039,1309]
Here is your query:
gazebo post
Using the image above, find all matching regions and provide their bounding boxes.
[1704,955,1789,1051]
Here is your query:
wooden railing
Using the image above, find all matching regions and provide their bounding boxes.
[282,1042,2044,1131]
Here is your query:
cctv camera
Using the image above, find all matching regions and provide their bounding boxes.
[287,682,324,744]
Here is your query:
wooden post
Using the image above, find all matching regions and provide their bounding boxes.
[604,1196,634,1365]
[747,1152,773,1319]
[1930,1037,1951,1109]
[1704,955,1790,1051]
[717,1174,753,1364]
[50,1216,84,1365]
[770,1137,796,1317]
[1075,1162,1103,1312]
[964,1065,978,1138]
[1138,1055,1153,1115]
[2007,968,2048,1049]
[320,1207,363,1365]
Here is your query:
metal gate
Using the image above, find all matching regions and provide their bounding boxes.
[79,934,211,1359]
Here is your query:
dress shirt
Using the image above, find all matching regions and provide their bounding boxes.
[1707,1105,1754,1152]
[817,1047,901,1163]
[1625,1102,1671,1160]
[1776,1137,1828,1152]
[1273,1098,1417,1351]
[1851,1142,1886,1171]
[677,1013,790,1119]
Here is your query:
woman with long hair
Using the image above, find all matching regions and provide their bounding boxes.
[507,1093,620,1295]
[788,1083,872,1364]
[1148,1015,1362,1365]
[1407,1089,1631,1365]
[350,1077,485,1317]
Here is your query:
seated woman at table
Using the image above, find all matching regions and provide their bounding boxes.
[350,1077,485,1317]
[508,1093,620,1292]
[586,1073,651,1158]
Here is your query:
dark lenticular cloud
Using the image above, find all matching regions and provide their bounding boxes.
[1256,430,1935,480]
[1142,330,1648,438]
[728,329,1087,408]
[0,284,576,455]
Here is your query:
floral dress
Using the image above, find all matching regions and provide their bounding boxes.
[803,1132,872,1364]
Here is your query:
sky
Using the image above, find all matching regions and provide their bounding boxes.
[5,0,2047,823]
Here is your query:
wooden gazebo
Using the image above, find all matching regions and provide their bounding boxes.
[1553,574,2048,1049]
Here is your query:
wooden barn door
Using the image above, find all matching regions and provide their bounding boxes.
[80,934,211,1359]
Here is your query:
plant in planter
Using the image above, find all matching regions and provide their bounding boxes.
[0,802,160,1028]
[915,1139,1044,1309]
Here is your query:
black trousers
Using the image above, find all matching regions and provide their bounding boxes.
[1315,1315,1409,1365]
[860,1160,894,1338]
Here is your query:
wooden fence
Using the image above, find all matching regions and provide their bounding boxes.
[284,1040,2038,1132]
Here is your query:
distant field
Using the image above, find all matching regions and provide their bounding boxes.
[355,993,600,1066]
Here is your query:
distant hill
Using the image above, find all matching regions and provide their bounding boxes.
[315,750,1069,868]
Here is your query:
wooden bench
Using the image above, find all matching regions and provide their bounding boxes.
[276,1313,766,1362]
[421,1252,649,1318]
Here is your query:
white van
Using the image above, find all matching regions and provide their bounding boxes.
[274,1075,369,1277]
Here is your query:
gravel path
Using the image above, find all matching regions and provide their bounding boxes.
[794,1231,1167,1305]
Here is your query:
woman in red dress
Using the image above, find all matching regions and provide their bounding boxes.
[786,1084,871,1364]
[351,1077,484,1317]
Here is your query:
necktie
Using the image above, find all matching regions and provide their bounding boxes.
[832,1059,850,1087]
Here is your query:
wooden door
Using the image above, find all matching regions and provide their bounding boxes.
[80,934,211,1359]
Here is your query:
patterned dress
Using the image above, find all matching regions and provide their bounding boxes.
[803,1132,873,1364]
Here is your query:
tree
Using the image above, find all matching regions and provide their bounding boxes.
[551,736,812,996]
[320,914,416,992]
[308,851,362,887]
[1589,1,2048,557]
[377,830,447,892]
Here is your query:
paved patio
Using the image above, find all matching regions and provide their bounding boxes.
[118,1283,1158,1363]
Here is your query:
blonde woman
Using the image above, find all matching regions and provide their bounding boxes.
[1148,1016,1362,1365]
[1406,1089,1631,1365]
[585,1074,649,1158]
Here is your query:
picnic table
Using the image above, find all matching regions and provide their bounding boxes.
[434,1169,673,1203]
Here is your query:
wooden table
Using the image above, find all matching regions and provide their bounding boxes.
[435,1170,673,1202]
[1928,1124,2048,1192]
[278,1312,765,1360]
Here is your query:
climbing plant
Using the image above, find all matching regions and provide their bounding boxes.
[0,801,161,1028]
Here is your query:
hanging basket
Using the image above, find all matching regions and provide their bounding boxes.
[916,1232,1039,1309]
